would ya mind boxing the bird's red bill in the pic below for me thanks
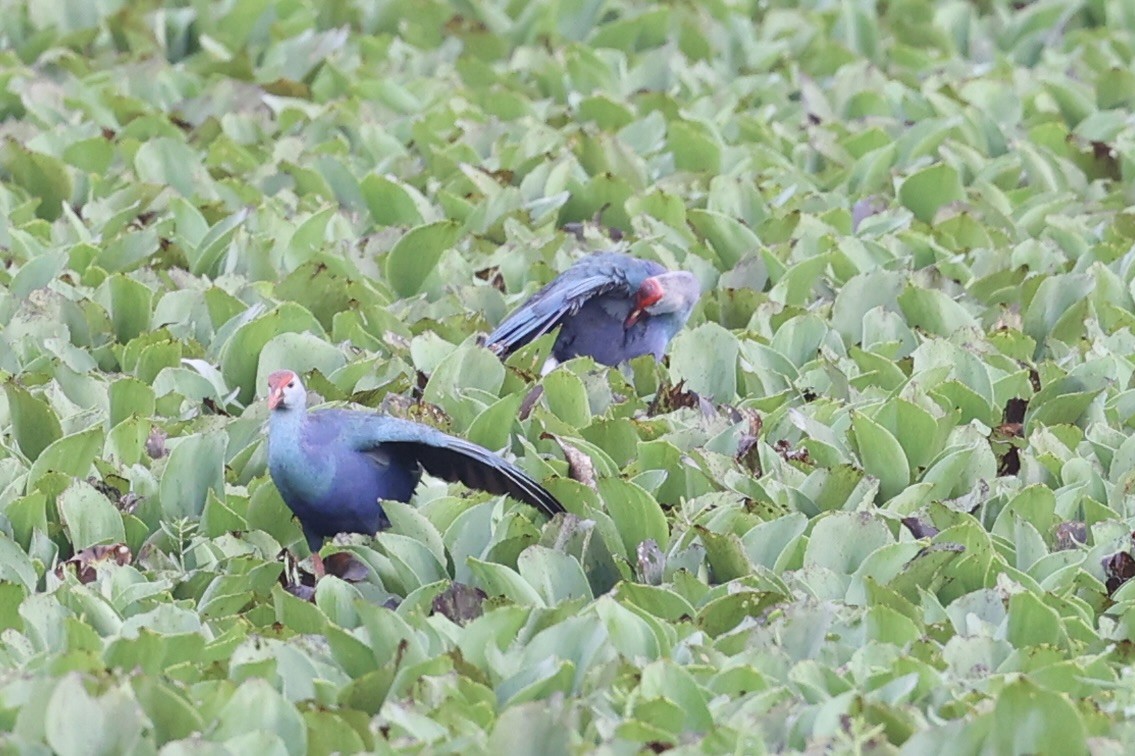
[625,277,664,327]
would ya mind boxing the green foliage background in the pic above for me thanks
[1,0,1135,752]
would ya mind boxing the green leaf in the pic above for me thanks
[517,545,593,604]
[688,209,761,268]
[383,220,462,297]
[897,285,977,337]
[159,430,227,519]
[187,207,250,277]
[361,174,433,227]
[257,332,347,384]
[638,660,713,732]
[990,677,1085,755]
[850,411,911,501]
[109,377,156,426]
[380,500,446,567]
[103,274,154,343]
[2,141,72,221]
[44,674,135,756]
[132,677,206,745]
[488,701,573,755]
[133,136,203,198]
[600,478,668,556]
[28,426,103,488]
[219,303,324,405]
[1006,591,1066,649]
[11,250,67,298]
[898,164,963,223]
[540,369,591,429]
[465,392,523,450]
[668,322,738,401]
[4,381,62,461]
[804,511,895,574]
[212,678,307,756]
[57,480,127,551]
[467,558,545,606]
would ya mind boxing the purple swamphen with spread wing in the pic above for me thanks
[484,252,700,371]
[266,370,565,576]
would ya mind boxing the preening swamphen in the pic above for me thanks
[484,252,700,371]
[266,370,565,576]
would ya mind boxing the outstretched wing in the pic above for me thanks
[484,252,647,357]
[344,414,565,519]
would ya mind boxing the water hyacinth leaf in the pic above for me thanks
[133,137,203,199]
[424,341,505,398]
[742,512,808,569]
[159,431,227,520]
[465,391,524,450]
[668,322,738,400]
[1006,591,1067,649]
[108,378,156,426]
[104,274,154,343]
[57,479,126,551]
[594,595,663,660]
[1024,380,1102,431]
[0,535,38,593]
[187,208,250,277]
[373,532,448,590]
[600,478,668,556]
[2,142,72,221]
[897,285,978,337]
[304,709,368,755]
[830,270,904,346]
[257,332,347,385]
[380,500,446,567]
[384,220,463,297]
[898,164,964,224]
[870,398,945,472]
[487,700,573,755]
[361,174,433,227]
[276,257,365,331]
[11,250,67,298]
[211,678,307,756]
[804,511,895,573]
[541,369,591,429]
[4,382,63,461]
[688,208,761,268]
[850,411,910,502]
[496,656,576,707]
[131,678,207,745]
[517,545,593,604]
[220,303,324,405]
[990,677,1085,755]
[44,674,138,756]
[27,426,103,488]
[467,558,545,606]
[613,583,696,623]
[637,661,713,733]
[1022,274,1093,356]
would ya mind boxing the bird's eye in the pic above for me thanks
[287,382,294,388]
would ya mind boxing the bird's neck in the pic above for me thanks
[268,405,307,446]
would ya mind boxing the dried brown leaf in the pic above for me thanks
[431,582,487,625]
[323,552,370,582]
[55,543,132,584]
[541,433,597,488]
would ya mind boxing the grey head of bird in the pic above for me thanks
[267,370,309,412]
[624,270,701,327]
